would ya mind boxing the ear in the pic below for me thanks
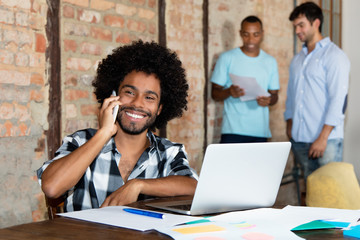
[157,104,163,116]
[313,18,321,31]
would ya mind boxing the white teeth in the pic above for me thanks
[126,112,144,119]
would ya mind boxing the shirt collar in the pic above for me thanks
[101,130,158,153]
[302,37,330,54]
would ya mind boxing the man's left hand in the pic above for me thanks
[309,138,327,159]
[256,96,271,106]
[101,179,142,207]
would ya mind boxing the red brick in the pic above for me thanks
[1,0,30,9]
[78,9,101,23]
[66,103,77,118]
[64,22,90,37]
[66,57,92,71]
[0,9,15,25]
[127,19,146,33]
[148,22,156,35]
[15,52,29,67]
[130,0,145,5]
[29,14,45,30]
[30,73,44,85]
[104,15,125,28]
[1,121,13,137]
[15,12,29,27]
[90,27,112,41]
[115,32,132,44]
[81,104,98,116]
[29,53,45,68]
[18,122,29,136]
[0,70,30,86]
[14,103,31,121]
[0,103,14,120]
[115,4,137,16]
[90,0,115,10]
[80,42,102,55]
[30,90,44,101]
[35,33,46,53]
[148,0,156,9]
[64,39,77,52]
[63,5,75,18]
[0,50,15,65]
[65,89,90,101]
[3,29,32,48]
[64,73,78,86]
[138,8,155,20]
[218,3,229,11]
[63,0,89,7]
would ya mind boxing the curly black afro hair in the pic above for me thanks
[92,40,188,130]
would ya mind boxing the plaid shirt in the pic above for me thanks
[37,129,198,212]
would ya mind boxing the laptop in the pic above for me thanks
[146,142,291,215]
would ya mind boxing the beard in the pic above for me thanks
[116,106,157,135]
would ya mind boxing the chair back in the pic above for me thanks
[45,195,65,219]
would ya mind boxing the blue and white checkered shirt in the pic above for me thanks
[37,129,198,212]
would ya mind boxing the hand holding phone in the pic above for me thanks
[111,90,119,123]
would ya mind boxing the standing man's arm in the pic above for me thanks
[211,83,244,101]
[257,90,279,106]
[308,125,334,158]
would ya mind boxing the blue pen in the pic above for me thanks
[123,208,165,219]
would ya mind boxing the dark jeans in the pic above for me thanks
[220,134,268,144]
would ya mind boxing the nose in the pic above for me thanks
[131,94,145,108]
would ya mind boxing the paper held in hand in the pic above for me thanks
[229,73,270,101]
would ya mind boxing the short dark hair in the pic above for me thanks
[92,40,189,130]
[289,1,323,32]
[241,15,263,30]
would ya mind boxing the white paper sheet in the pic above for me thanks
[58,206,202,231]
[229,73,270,101]
[155,208,302,240]
[155,206,360,240]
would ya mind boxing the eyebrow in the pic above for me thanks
[121,84,160,98]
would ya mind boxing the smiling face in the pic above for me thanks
[116,70,162,135]
[240,21,263,56]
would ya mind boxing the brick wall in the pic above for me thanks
[0,0,48,227]
[165,0,205,172]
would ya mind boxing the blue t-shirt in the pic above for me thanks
[211,48,279,138]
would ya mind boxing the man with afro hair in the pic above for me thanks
[37,40,198,212]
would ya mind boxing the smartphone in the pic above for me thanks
[111,90,119,123]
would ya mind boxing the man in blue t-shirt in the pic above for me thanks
[211,15,280,143]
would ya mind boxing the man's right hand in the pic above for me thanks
[98,94,122,137]
[228,85,245,98]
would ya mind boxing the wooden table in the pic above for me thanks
[0,196,357,240]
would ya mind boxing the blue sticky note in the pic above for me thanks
[344,225,360,239]
[320,220,351,228]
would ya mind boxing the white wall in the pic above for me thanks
[342,0,360,180]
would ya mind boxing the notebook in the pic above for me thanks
[146,142,291,215]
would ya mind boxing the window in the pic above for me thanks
[321,0,342,47]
